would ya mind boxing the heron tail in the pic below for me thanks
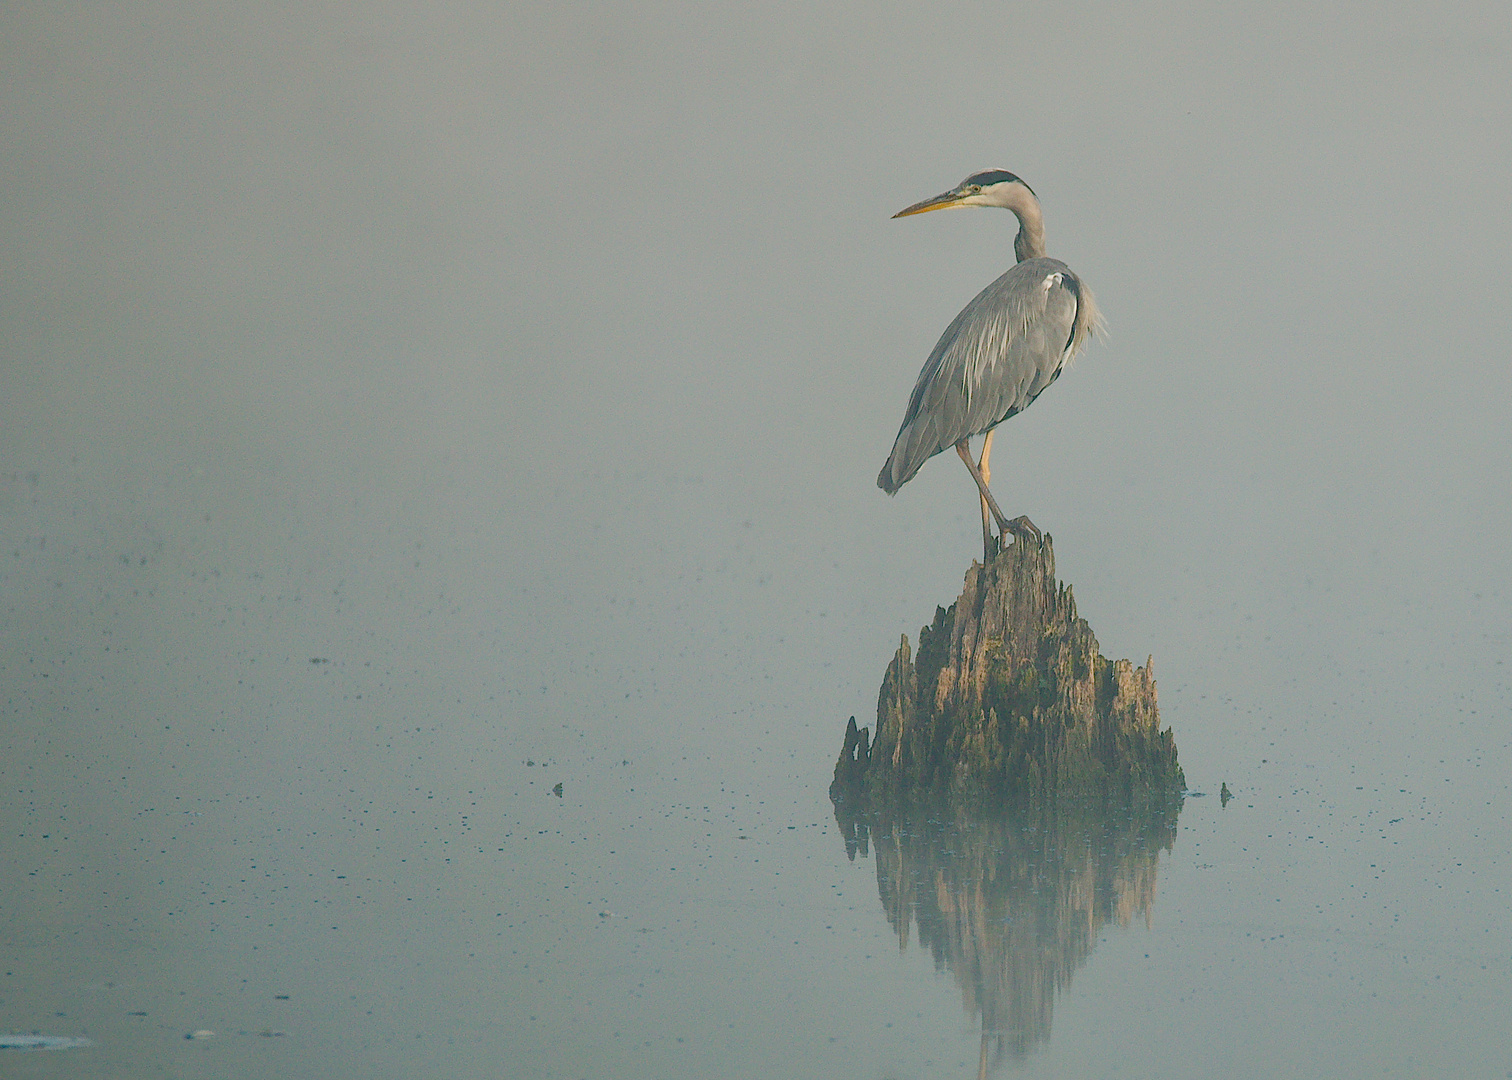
[877,420,936,494]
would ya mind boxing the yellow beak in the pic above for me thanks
[892,189,969,218]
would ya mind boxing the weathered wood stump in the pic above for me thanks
[832,534,1183,810]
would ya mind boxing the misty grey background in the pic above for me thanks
[3,3,1510,1078]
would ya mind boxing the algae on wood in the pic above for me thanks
[832,533,1183,809]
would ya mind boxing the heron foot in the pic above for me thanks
[1004,515,1041,543]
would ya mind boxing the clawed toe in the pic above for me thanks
[1005,515,1041,542]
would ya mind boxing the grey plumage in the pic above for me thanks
[877,170,1102,555]
[878,256,1093,492]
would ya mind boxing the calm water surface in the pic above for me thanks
[3,4,1510,1077]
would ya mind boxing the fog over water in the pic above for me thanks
[3,4,1510,1077]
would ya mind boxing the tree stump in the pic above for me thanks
[832,534,1183,811]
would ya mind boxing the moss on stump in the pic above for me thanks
[832,534,1183,811]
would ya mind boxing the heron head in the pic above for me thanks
[893,170,1037,218]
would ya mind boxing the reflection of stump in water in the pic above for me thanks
[859,802,1178,1069]
[831,533,1183,807]
[830,536,1185,1072]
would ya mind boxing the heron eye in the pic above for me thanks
[968,185,982,194]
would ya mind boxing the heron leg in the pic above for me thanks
[955,439,1040,548]
[956,439,1010,538]
[978,430,995,562]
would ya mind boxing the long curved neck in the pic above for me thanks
[1002,184,1046,262]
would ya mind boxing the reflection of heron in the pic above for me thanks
[878,171,1103,560]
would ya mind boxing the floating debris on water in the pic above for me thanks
[0,1034,94,1051]
[551,782,563,797]
[185,1030,215,1040]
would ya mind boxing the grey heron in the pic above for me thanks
[877,170,1103,560]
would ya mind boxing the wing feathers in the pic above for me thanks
[878,257,1096,493]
